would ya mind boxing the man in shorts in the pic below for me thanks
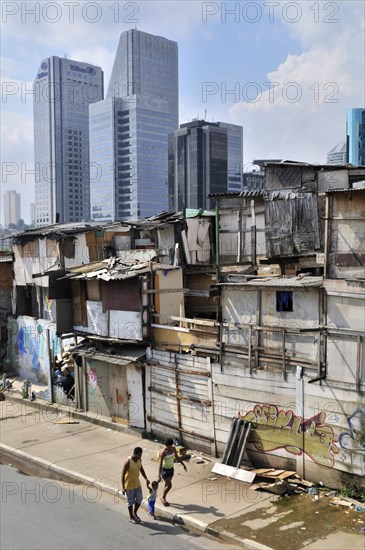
[121,447,150,523]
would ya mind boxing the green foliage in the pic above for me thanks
[338,479,365,502]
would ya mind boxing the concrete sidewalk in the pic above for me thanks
[1,394,364,550]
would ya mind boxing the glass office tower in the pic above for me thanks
[346,108,365,165]
[217,122,243,192]
[33,57,103,226]
[90,29,178,222]
[168,119,243,211]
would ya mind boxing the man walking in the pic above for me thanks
[121,447,150,523]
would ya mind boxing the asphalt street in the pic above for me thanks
[0,464,237,550]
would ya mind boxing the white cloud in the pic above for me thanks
[229,1,364,163]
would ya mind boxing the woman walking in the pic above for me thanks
[158,438,187,506]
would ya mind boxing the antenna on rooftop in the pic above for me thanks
[204,109,207,120]
[64,54,68,58]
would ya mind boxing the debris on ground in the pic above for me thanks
[252,479,294,496]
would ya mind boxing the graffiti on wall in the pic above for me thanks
[242,404,339,467]
[338,408,365,453]
[16,325,41,371]
[12,318,61,384]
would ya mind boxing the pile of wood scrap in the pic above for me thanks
[250,468,313,495]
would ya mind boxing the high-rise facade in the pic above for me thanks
[168,119,243,211]
[216,122,243,192]
[90,29,178,222]
[327,142,347,165]
[33,56,103,226]
[4,190,21,227]
[346,108,365,165]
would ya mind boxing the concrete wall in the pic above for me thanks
[222,287,321,365]
[146,347,365,487]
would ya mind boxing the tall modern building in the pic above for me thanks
[216,122,243,192]
[90,29,178,222]
[168,119,243,211]
[327,142,347,165]
[4,190,21,227]
[33,56,103,226]
[346,108,365,165]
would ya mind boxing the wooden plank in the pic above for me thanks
[211,462,256,484]
[278,471,298,480]
[251,468,276,475]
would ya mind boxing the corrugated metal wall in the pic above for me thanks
[146,348,215,454]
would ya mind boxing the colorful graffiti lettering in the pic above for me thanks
[338,408,365,454]
[242,404,339,467]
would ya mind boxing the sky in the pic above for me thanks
[1,0,364,224]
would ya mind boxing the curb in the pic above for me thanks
[0,443,273,549]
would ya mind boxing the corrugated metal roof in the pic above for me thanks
[218,275,323,288]
[10,222,106,244]
[323,184,365,193]
[63,259,179,281]
[76,345,145,365]
[209,190,264,198]
[264,161,362,169]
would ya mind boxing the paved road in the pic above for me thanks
[0,465,236,550]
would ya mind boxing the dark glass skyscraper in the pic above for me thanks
[33,57,103,226]
[90,29,178,222]
[169,119,243,211]
[346,108,365,165]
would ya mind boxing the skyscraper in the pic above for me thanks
[346,108,365,165]
[4,190,21,227]
[216,122,243,192]
[90,29,178,222]
[168,119,243,211]
[327,142,347,165]
[33,56,103,226]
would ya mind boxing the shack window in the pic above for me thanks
[276,291,293,312]
[63,238,75,259]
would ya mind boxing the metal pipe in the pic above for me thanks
[356,335,362,392]
[282,329,287,381]
[221,417,238,465]
[235,422,252,468]
[323,194,330,278]
[174,354,183,442]
[226,417,242,466]
[251,200,257,267]
[46,329,54,404]
[232,421,247,467]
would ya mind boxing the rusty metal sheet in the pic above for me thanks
[317,170,349,192]
[102,278,141,312]
[333,253,365,266]
[265,195,320,258]
[265,166,302,190]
